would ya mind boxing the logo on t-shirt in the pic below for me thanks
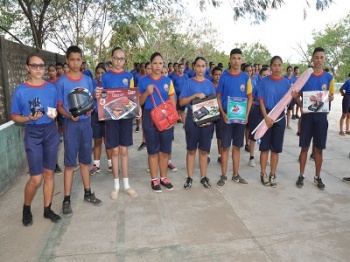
[240,84,245,92]
[321,84,327,91]
[123,78,129,86]
[164,84,169,91]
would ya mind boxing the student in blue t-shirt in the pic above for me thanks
[57,46,102,216]
[258,56,291,187]
[179,57,216,189]
[339,74,350,135]
[294,47,334,190]
[95,47,139,200]
[11,54,61,227]
[216,48,253,187]
[284,65,297,129]
[139,52,176,193]
[82,61,93,79]
[172,63,189,124]
[90,64,112,176]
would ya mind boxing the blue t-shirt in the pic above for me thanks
[258,75,290,111]
[284,74,296,85]
[341,79,350,94]
[101,70,134,89]
[57,73,93,120]
[300,71,334,93]
[216,71,252,110]
[172,73,189,94]
[138,75,175,110]
[11,81,58,125]
[179,78,216,109]
[134,73,146,87]
[92,78,103,113]
[83,69,93,79]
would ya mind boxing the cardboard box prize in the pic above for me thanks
[302,91,329,113]
[227,97,247,124]
[97,88,140,121]
[190,94,220,126]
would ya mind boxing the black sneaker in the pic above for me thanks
[314,176,325,190]
[207,156,211,166]
[184,177,193,189]
[151,180,162,192]
[295,114,300,119]
[44,209,62,223]
[216,175,227,187]
[296,175,304,188]
[135,126,140,133]
[138,142,146,151]
[62,201,73,216]
[217,156,222,164]
[342,177,350,184]
[22,205,33,227]
[160,177,174,190]
[55,164,62,175]
[200,176,211,188]
[310,153,315,161]
[84,192,102,206]
[232,174,248,184]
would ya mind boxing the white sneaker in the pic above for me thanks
[248,159,256,167]
[125,188,138,198]
[110,189,119,200]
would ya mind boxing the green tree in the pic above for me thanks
[238,42,271,65]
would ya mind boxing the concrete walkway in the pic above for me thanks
[1,94,350,262]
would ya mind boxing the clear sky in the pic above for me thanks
[190,0,350,63]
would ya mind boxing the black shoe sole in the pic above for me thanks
[44,215,62,223]
[22,220,33,227]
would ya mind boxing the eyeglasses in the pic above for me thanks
[112,56,125,62]
[28,64,46,70]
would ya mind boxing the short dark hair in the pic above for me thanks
[95,63,106,73]
[66,46,82,58]
[230,48,242,56]
[212,66,222,75]
[56,62,63,67]
[312,47,325,57]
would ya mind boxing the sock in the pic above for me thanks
[123,177,130,189]
[314,175,320,179]
[114,178,120,190]
[249,156,254,160]
[63,195,70,203]
[108,159,112,167]
[168,160,172,164]
[94,160,100,167]
[84,188,91,196]
[300,173,304,177]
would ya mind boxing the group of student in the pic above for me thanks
[11,45,349,228]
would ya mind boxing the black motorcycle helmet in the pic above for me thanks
[67,87,94,117]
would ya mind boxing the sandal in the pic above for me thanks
[339,131,346,136]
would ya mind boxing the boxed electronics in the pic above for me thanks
[190,94,220,126]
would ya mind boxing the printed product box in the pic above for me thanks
[302,91,329,113]
[190,94,220,126]
[97,88,140,121]
[227,97,247,124]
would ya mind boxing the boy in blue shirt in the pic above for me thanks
[57,46,102,216]
[216,48,253,187]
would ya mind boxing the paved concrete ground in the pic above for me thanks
[1,94,350,262]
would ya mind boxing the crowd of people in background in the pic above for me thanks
[10,45,350,227]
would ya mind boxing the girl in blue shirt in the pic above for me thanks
[11,54,61,226]
[179,57,216,189]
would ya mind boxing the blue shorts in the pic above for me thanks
[176,91,186,111]
[143,110,173,155]
[25,122,60,176]
[342,94,350,114]
[299,113,328,150]
[56,113,64,127]
[259,113,286,153]
[105,118,133,148]
[220,117,245,148]
[63,118,92,167]
[212,119,221,139]
[91,112,106,139]
[185,110,214,151]
[248,105,262,141]
[287,98,296,110]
